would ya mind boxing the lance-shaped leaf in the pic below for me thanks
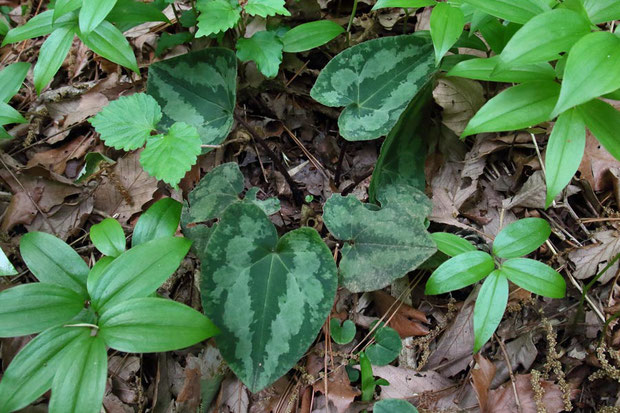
[53,0,82,21]
[447,56,556,83]
[372,0,435,10]
[493,217,550,259]
[1,10,77,46]
[430,3,464,64]
[432,232,477,257]
[147,48,237,150]
[578,99,620,161]
[473,270,508,352]
[0,62,30,103]
[90,218,126,257]
[583,0,620,23]
[323,185,436,292]
[132,198,182,247]
[33,26,75,94]
[78,20,139,73]
[461,0,550,24]
[500,258,566,298]
[282,20,344,53]
[201,202,338,392]
[195,0,241,37]
[311,34,436,141]
[425,251,494,295]
[181,162,280,256]
[79,0,118,34]
[0,102,27,125]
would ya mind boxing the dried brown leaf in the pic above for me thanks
[568,230,620,283]
[433,77,485,136]
[313,367,360,413]
[371,291,429,338]
[487,374,566,413]
[471,354,496,413]
[579,131,620,192]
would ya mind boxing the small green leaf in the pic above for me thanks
[578,99,620,161]
[0,283,84,337]
[462,81,560,138]
[425,251,495,295]
[583,0,620,23]
[330,319,356,345]
[0,126,11,140]
[372,0,435,10]
[282,20,344,53]
[552,32,620,118]
[33,26,75,94]
[493,218,550,259]
[245,0,290,17]
[53,0,82,21]
[195,0,241,37]
[140,122,202,187]
[49,335,107,413]
[78,20,139,73]
[473,270,508,352]
[544,108,585,208]
[20,231,89,297]
[0,16,9,36]
[90,218,126,257]
[89,93,162,151]
[0,247,17,276]
[132,198,182,247]
[155,31,193,56]
[79,0,118,34]
[0,62,30,103]
[461,0,550,24]
[432,232,477,257]
[478,18,521,54]
[236,30,283,78]
[500,258,566,298]
[366,326,402,366]
[106,0,169,31]
[2,10,77,46]
[75,152,114,183]
[0,101,27,125]
[375,399,419,413]
[88,236,191,311]
[359,352,375,401]
[430,3,464,64]
[99,297,219,352]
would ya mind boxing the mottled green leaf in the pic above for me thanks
[282,20,344,53]
[0,62,30,103]
[201,202,337,392]
[583,0,620,23]
[90,218,126,257]
[425,251,494,295]
[473,270,508,352]
[323,185,436,292]
[0,247,17,276]
[33,26,75,94]
[79,0,118,33]
[2,10,77,46]
[448,56,556,83]
[195,0,241,37]
[330,318,356,345]
[578,99,620,161]
[372,0,435,10]
[430,3,464,64]
[432,232,477,257]
[77,20,139,73]
[461,0,550,24]
[311,34,435,141]
[236,30,283,78]
[245,0,290,17]
[147,48,237,149]
[493,217,550,259]
[366,326,402,365]
[375,399,419,413]
[500,258,565,298]
[132,198,182,247]
[0,101,26,125]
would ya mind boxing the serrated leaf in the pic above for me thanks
[99,297,218,352]
[201,202,337,392]
[462,80,560,138]
[372,0,435,10]
[0,101,27,125]
[20,231,89,297]
[195,0,241,37]
[430,3,464,64]
[53,0,82,21]
[311,34,435,141]
[545,108,585,208]
[236,30,283,78]
[33,26,75,94]
[583,0,620,23]
[461,0,550,24]
[493,217,550,259]
[366,326,402,365]
[500,258,566,298]
[473,270,508,352]
[282,20,344,53]
[0,247,17,276]
[2,10,77,46]
[323,185,436,292]
[447,56,556,83]
[140,122,202,187]
[375,399,419,413]
[147,48,237,149]
[90,93,161,151]
[79,0,118,34]
[552,32,620,118]
[578,99,620,161]
[78,20,139,73]
[49,334,107,413]
[0,283,84,337]
[330,319,356,345]
[425,251,494,295]
[132,198,182,247]
[432,232,477,257]
[245,0,290,17]
[90,218,126,257]
[0,62,30,103]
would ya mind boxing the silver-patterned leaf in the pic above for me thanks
[310,34,435,141]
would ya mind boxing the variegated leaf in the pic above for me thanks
[147,48,237,152]
[202,202,337,392]
[310,34,435,141]
[323,185,436,292]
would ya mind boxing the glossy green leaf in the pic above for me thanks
[147,48,237,149]
[478,18,521,54]
[245,0,290,17]
[0,102,26,125]
[552,32,620,118]
[20,231,89,297]
[461,0,550,24]
[330,318,356,345]
[578,99,620,161]
[88,236,191,311]
[106,0,169,31]
[78,20,139,73]
[359,352,375,401]
[425,251,494,295]
[2,10,77,46]
[430,3,464,64]
[75,152,114,183]
[432,232,477,257]
[201,202,338,392]
[0,62,30,103]
[544,108,585,208]
[366,326,402,366]
[195,0,241,37]
[495,9,590,73]
[236,30,283,78]
[0,247,17,276]
[500,258,566,298]
[53,0,82,21]
[604,89,620,101]
[132,198,182,247]
[79,0,118,33]
[311,34,435,141]
[372,0,435,10]
[33,26,75,94]
[87,256,114,287]
[493,218,550,259]
[448,56,556,82]
[0,326,90,413]
[462,81,560,138]
[375,399,419,413]
[90,218,125,257]
[583,0,620,23]
[473,270,508,352]
[0,283,84,337]
[323,185,436,292]
[99,297,218,352]
[141,122,202,187]
[282,20,344,53]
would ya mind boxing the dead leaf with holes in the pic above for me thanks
[433,77,485,136]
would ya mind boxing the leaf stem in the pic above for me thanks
[346,0,359,33]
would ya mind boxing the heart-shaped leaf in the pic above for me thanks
[493,217,550,259]
[323,185,436,292]
[201,202,337,392]
[330,318,356,345]
[366,325,402,365]
[311,34,435,141]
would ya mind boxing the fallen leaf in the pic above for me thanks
[371,291,429,338]
[0,192,38,231]
[433,77,485,136]
[471,354,496,413]
[313,367,360,413]
[26,195,93,240]
[26,135,95,175]
[213,376,250,413]
[578,131,620,192]
[568,230,620,283]
[487,374,566,413]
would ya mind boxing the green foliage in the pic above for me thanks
[236,30,284,78]
[106,0,169,31]
[0,247,17,276]
[365,324,402,365]
[460,0,549,24]
[311,34,436,141]
[33,26,75,94]
[132,197,182,247]
[244,0,290,18]
[330,318,356,344]
[375,399,419,413]
[492,217,551,259]
[282,20,344,53]
[0,62,29,134]
[372,0,435,11]
[90,218,126,257]
[582,0,620,23]
[75,152,114,183]
[430,3,464,64]
[473,270,508,352]
[195,0,241,37]
[78,0,118,34]
[78,20,139,73]
[577,99,620,160]
[431,232,476,257]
